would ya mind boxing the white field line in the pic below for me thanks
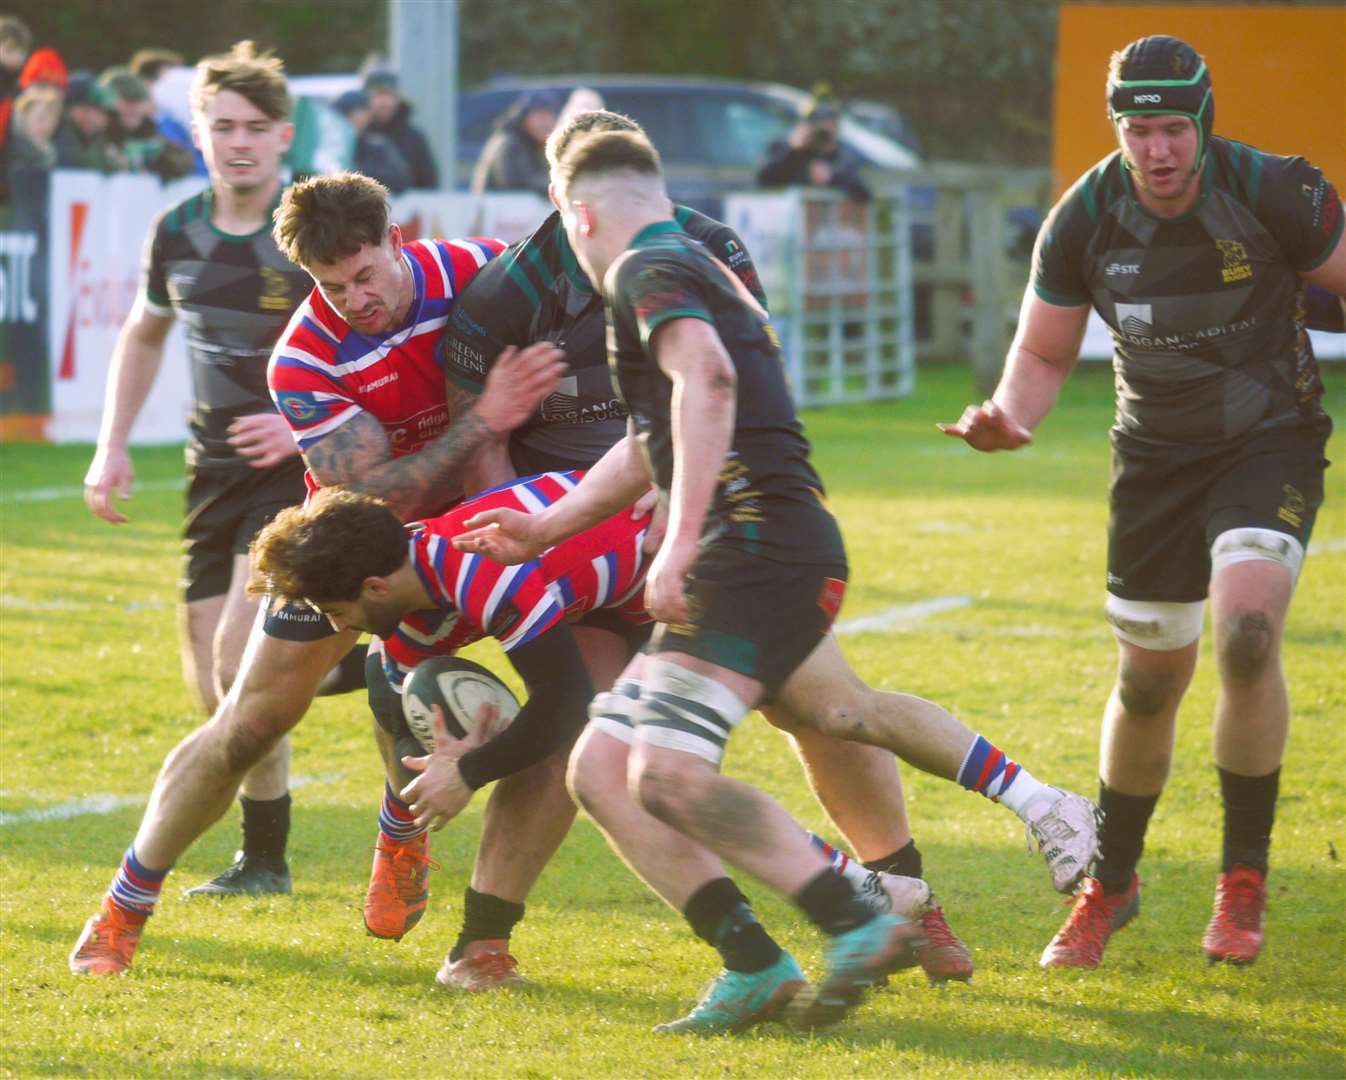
[0,595,169,613]
[1,478,183,503]
[1308,537,1345,555]
[0,773,344,826]
[835,595,972,636]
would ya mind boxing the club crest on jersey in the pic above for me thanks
[278,392,319,422]
[1215,239,1253,284]
[259,267,295,311]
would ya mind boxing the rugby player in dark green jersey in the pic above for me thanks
[942,35,1345,969]
[435,111,1110,1004]
[80,42,340,904]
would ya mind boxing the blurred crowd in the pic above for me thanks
[1,13,871,209]
[0,17,204,202]
[0,16,445,205]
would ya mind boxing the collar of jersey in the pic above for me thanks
[408,533,457,612]
[630,219,685,248]
[202,185,285,243]
[1120,152,1215,225]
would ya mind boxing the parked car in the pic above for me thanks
[286,73,919,214]
[458,75,920,214]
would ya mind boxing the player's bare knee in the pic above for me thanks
[574,688,640,809]
[1116,665,1186,719]
[1217,609,1277,683]
[815,689,873,738]
[628,751,696,825]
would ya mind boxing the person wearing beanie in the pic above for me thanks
[333,86,412,193]
[942,34,1344,970]
[362,67,437,189]
[100,65,193,179]
[54,72,117,173]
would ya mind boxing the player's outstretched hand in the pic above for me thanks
[937,400,1033,452]
[83,445,134,524]
[399,704,505,831]
[227,412,301,469]
[453,507,546,564]
[475,342,567,436]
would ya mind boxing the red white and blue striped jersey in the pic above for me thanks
[268,237,506,490]
[379,471,652,689]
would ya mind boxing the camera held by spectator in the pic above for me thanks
[757,89,871,203]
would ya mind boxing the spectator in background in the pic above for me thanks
[54,72,117,173]
[129,46,204,173]
[757,90,871,203]
[17,44,69,97]
[556,86,603,130]
[100,66,194,180]
[362,68,437,189]
[7,83,61,203]
[471,89,558,196]
[0,17,34,202]
[0,15,31,106]
[333,88,412,194]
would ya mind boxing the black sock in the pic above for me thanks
[240,793,290,866]
[449,887,526,961]
[316,643,370,697]
[684,877,781,974]
[1095,781,1158,895]
[863,839,922,880]
[795,869,873,936]
[1219,766,1279,876]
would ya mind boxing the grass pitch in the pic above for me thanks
[1,365,1342,1079]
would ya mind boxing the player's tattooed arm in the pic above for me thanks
[304,342,564,521]
[303,406,493,521]
[448,380,515,496]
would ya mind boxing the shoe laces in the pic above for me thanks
[1216,870,1264,931]
[1054,881,1111,946]
[919,907,960,950]
[90,905,140,954]
[373,838,440,876]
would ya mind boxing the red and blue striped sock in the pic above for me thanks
[956,735,1053,821]
[378,782,425,843]
[107,847,169,923]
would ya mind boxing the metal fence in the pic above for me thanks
[726,167,1049,407]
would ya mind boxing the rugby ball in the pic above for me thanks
[401,657,520,751]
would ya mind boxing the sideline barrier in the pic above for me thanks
[726,187,916,407]
[1,170,549,444]
[5,169,1336,444]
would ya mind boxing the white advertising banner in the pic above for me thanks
[46,171,206,444]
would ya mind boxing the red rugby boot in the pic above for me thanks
[1202,865,1266,965]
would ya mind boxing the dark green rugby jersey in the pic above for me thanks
[1033,137,1342,446]
[441,205,766,470]
[605,219,843,565]
[142,188,310,470]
